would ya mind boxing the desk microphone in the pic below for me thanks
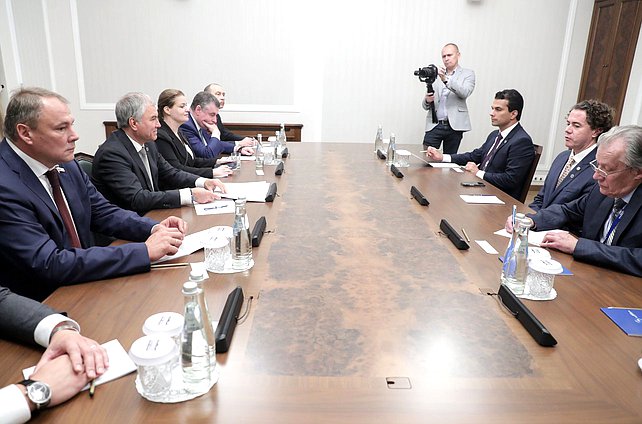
[439,219,470,250]
[410,186,429,206]
[251,216,267,247]
[214,287,245,353]
[497,284,557,347]
[390,164,404,178]
[281,148,289,158]
[275,162,284,175]
[377,149,386,160]
[265,183,277,202]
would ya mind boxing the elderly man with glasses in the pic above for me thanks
[506,125,642,277]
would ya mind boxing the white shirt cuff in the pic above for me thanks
[0,385,31,424]
[195,178,206,188]
[476,170,485,179]
[34,314,79,348]
[443,154,452,162]
[179,188,192,206]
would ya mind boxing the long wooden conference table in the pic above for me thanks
[1,143,641,423]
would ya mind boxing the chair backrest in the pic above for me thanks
[517,144,543,203]
[74,152,94,177]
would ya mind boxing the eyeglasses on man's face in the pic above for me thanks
[590,159,630,178]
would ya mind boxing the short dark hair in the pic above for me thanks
[570,100,614,135]
[3,87,68,141]
[495,89,524,121]
[190,91,220,111]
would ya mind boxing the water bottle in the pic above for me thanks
[180,281,211,394]
[374,125,383,154]
[232,196,252,270]
[279,123,287,147]
[386,133,396,166]
[188,270,216,365]
[274,131,280,160]
[255,140,264,171]
[501,214,531,295]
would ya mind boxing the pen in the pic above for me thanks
[89,379,96,398]
[150,262,190,269]
[419,150,427,153]
[512,205,517,227]
[461,228,471,242]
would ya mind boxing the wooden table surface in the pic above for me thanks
[1,143,641,423]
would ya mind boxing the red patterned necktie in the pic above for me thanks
[45,168,81,248]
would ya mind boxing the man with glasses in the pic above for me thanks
[506,125,642,277]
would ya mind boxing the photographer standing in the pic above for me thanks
[422,43,475,154]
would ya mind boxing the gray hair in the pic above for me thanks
[190,91,219,111]
[598,125,642,170]
[115,92,154,129]
[3,87,68,141]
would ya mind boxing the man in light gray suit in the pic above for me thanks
[422,43,476,154]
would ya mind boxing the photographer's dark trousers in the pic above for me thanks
[423,121,463,154]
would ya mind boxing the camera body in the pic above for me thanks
[414,65,438,85]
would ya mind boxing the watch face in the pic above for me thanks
[27,381,52,409]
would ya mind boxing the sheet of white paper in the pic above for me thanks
[460,195,505,204]
[429,162,461,168]
[255,170,265,176]
[240,156,256,161]
[475,240,499,254]
[494,228,568,246]
[217,181,271,202]
[194,199,235,216]
[153,227,213,263]
[451,167,464,173]
[23,339,136,390]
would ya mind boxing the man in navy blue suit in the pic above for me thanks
[0,87,186,301]
[508,125,642,277]
[529,100,614,230]
[180,91,253,159]
[426,89,534,201]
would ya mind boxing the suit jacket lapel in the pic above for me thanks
[0,141,60,218]
[115,130,154,191]
[613,185,642,245]
[493,124,521,156]
[144,143,159,189]
[586,194,614,241]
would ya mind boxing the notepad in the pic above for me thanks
[460,195,505,204]
[601,307,642,336]
[215,181,272,202]
[23,339,136,390]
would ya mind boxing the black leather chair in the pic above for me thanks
[516,144,543,203]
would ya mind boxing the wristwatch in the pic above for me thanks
[17,379,52,410]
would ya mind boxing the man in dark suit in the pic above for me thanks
[510,125,642,277]
[204,82,257,145]
[0,87,185,301]
[529,100,614,226]
[0,286,107,421]
[426,89,534,200]
[92,92,225,215]
[180,91,254,159]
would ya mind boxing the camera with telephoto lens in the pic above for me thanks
[414,65,438,85]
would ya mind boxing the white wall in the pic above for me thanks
[0,0,640,180]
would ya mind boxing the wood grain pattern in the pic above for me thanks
[1,143,641,423]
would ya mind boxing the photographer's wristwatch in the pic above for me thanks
[17,379,52,410]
